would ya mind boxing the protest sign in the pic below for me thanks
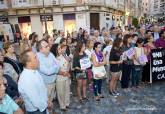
[80,57,91,70]
[151,48,165,82]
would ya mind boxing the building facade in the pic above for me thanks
[141,0,149,17]
[148,0,165,22]
[0,0,127,39]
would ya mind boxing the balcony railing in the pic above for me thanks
[60,0,76,5]
[11,0,59,8]
[10,0,108,8]
[85,0,105,6]
[3,0,126,10]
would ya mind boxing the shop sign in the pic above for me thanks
[40,15,53,21]
[0,16,8,22]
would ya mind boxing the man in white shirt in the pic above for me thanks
[18,50,52,114]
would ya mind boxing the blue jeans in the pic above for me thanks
[93,79,102,96]
[121,63,133,88]
[27,110,46,114]
[132,65,143,87]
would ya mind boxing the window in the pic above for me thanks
[29,0,38,5]
[106,18,110,20]
[0,0,4,4]
[52,0,56,4]
[19,0,27,3]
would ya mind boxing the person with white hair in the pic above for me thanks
[138,26,146,39]
[93,30,104,44]
[152,25,160,41]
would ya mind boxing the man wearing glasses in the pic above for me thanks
[36,40,69,106]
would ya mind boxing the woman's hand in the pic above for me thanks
[118,60,123,64]
[65,72,71,78]
[47,99,53,110]
[14,108,24,114]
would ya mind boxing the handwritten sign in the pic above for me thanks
[80,57,91,70]
[139,55,148,64]
[125,48,135,59]
[151,48,165,82]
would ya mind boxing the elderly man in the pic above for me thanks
[152,25,160,41]
[93,30,104,43]
[155,30,165,48]
[138,26,146,39]
[18,50,52,114]
[36,39,68,102]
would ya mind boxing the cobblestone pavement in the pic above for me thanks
[53,80,165,114]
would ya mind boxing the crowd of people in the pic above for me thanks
[0,24,165,114]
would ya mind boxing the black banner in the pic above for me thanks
[151,48,165,82]
[18,16,31,23]
[0,16,8,22]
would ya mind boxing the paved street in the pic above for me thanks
[54,80,165,114]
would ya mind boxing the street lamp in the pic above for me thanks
[42,0,48,34]
[125,11,130,16]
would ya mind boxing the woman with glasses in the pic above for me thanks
[0,50,21,103]
[3,42,23,83]
[55,45,71,111]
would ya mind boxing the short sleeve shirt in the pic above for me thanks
[73,53,87,73]
[0,94,19,114]
[109,48,122,72]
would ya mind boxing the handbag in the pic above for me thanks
[138,47,148,66]
[87,69,93,80]
[92,66,107,79]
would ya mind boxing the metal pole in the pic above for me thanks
[124,0,126,25]
[43,0,48,34]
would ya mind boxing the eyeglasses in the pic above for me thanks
[42,45,49,49]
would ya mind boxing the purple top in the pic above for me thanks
[155,38,165,48]
[144,44,156,61]
[95,51,103,62]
